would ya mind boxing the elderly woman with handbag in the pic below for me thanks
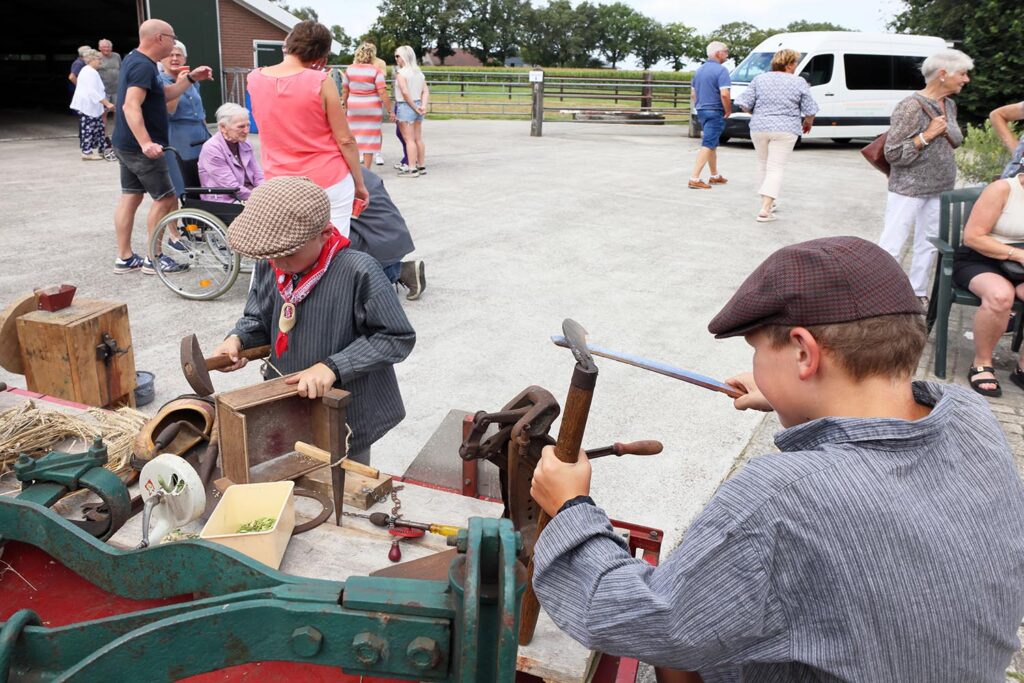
[952,173,1024,397]
[877,49,973,305]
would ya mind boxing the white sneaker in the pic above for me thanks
[81,150,103,161]
[375,153,384,166]
[394,162,406,170]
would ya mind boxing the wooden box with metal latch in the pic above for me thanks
[16,299,136,408]
[217,376,350,485]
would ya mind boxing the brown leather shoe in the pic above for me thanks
[708,175,728,185]
[688,179,712,189]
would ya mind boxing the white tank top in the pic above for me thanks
[992,175,1024,244]
[398,66,425,101]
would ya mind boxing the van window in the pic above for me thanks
[844,54,926,90]
[731,52,774,83]
[800,54,834,86]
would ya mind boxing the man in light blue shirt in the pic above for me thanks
[689,41,732,189]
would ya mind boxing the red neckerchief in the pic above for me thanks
[271,226,350,357]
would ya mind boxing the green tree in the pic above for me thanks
[783,20,851,32]
[521,0,605,67]
[327,25,353,64]
[460,0,530,65]
[704,21,775,64]
[271,1,318,22]
[663,22,700,71]
[890,0,1022,125]
[521,0,576,66]
[594,2,643,68]
[570,2,603,67]
[631,16,671,70]
[371,0,468,63]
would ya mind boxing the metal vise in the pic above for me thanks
[459,386,560,564]
[0,498,527,681]
[12,437,131,541]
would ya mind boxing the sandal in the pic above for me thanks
[755,212,777,223]
[968,365,1002,398]
[1010,366,1024,392]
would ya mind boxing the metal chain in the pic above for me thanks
[343,485,404,528]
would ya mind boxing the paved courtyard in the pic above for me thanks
[1,116,1022,676]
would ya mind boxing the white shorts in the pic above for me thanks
[324,174,354,237]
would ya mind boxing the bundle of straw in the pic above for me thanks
[0,400,147,476]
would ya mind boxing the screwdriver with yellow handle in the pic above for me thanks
[366,512,462,538]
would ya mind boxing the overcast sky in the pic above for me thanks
[306,0,909,42]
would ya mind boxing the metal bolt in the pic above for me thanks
[463,478,472,485]
[352,632,387,666]
[406,636,441,671]
[515,533,524,553]
[450,529,468,553]
[649,530,659,539]
[290,626,322,657]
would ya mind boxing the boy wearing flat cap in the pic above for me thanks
[212,176,415,464]
[530,237,1024,681]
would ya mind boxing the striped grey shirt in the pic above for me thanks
[534,382,1024,681]
[230,249,415,454]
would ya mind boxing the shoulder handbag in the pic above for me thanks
[1000,246,1024,283]
[861,98,954,176]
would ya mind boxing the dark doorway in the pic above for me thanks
[2,0,141,112]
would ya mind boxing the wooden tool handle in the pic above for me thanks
[520,363,598,645]
[205,344,272,371]
[613,439,663,456]
[294,440,380,479]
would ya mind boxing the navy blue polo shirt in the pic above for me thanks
[113,50,168,151]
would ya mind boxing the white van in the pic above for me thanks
[720,32,948,143]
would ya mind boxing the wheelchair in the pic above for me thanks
[149,145,253,300]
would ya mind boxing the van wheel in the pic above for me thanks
[831,138,853,145]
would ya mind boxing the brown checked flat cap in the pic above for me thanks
[708,236,923,339]
[227,176,332,259]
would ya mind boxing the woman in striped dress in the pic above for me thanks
[343,44,391,169]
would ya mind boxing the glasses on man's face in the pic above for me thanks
[160,33,177,42]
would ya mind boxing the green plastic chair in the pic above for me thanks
[926,186,1024,378]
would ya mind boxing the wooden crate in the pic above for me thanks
[216,376,352,485]
[16,299,136,408]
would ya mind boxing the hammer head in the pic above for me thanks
[180,334,215,397]
[561,319,597,372]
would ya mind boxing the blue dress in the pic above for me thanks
[160,74,209,196]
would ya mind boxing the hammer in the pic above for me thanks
[180,334,271,397]
[519,319,598,645]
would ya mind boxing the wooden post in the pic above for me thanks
[641,71,653,110]
[530,77,544,137]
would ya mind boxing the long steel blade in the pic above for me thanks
[551,336,742,398]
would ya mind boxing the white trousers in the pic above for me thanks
[878,192,941,296]
[751,131,798,199]
[325,174,354,237]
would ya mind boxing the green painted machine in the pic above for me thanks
[0,488,526,681]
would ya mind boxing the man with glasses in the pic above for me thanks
[110,19,214,275]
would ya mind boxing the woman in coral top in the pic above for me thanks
[246,20,367,236]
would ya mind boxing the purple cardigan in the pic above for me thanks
[198,131,264,202]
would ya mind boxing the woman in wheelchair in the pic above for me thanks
[198,103,264,203]
[954,173,1024,397]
